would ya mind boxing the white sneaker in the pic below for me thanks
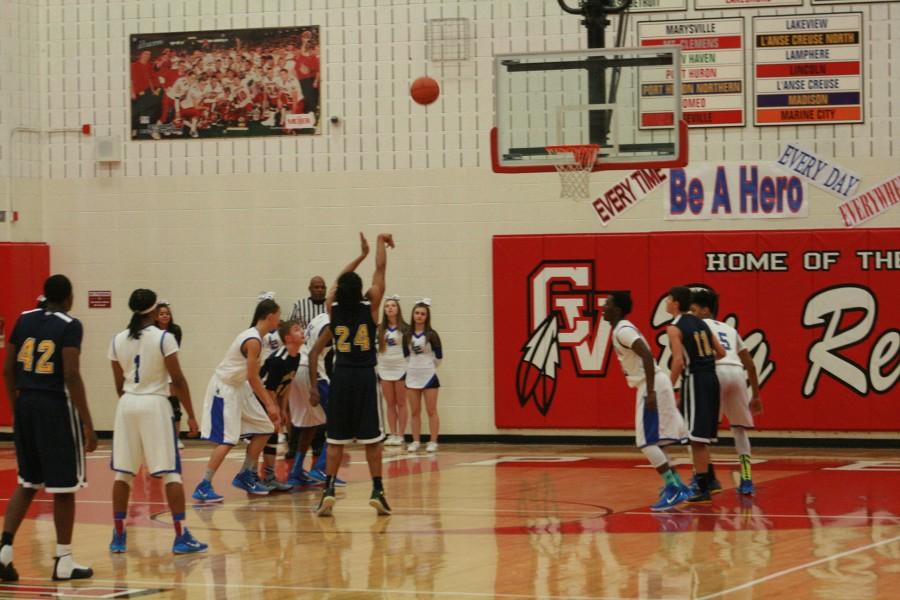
[426,442,438,453]
[391,434,405,446]
[406,441,420,453]
[383,435,396,446]
[178,440,185,450]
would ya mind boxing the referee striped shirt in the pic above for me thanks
[290,297,327,328]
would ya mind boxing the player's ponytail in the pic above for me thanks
[251,298,280,327]
[128,288,158,339]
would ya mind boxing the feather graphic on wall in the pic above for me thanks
[516,313,561,416]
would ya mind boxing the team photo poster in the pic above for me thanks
[130,25,321,140]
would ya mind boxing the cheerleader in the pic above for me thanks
[404,299,443,453]
[376,295,409,447]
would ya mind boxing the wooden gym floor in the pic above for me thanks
[0,442,898,599]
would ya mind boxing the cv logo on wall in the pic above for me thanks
[516,260,613,415]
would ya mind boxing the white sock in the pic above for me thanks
[55,544,71,558]
[0,544,12,565]
[732,427,752,457]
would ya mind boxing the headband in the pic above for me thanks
[258,291,276,301]
[137,302,158,315]
[385,294,400,301]
[416,297,432,307]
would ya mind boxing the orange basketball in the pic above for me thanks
[410,76,440,105]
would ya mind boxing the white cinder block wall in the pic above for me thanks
[2,0,899,431]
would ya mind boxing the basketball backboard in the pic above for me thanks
[491,46,688,173]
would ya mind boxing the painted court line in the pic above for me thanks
[696,532,900,600]
[625,511,900,521]
[19,577,638,600]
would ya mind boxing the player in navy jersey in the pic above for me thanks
[665,285,725,504]
[258,320,304,491]
[1,275,98,582]
[310,232,394,516]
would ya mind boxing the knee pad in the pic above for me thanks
[162,473,183,485]
[263,445,277,456]
[114,472,135,485]
[640,445,669,469]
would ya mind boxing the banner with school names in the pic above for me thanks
[629,0,687,11]
[753,13,863,126]
[638,18,745,128]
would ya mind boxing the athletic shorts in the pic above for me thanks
[717,365,754,429]
[112,393,180,476]
[635,372,688,449]
[681,370,721,444]
[200,375,275,446]
[326,366,384,445]
[287,366,327,428]
[14,391,86,493]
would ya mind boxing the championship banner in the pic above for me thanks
[492,229,900,431]
[130,26,321,140]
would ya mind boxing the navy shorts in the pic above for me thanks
[681,370,721,444]
[326,367,383,445]
[14,391,86,493]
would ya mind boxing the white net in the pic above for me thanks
[545,145,600,202]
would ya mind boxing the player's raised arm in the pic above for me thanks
[366,233,394,317]
[327,232,370,313]
[667,324,685,389]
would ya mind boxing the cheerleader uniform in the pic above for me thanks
[377,326,408,381]
[404,332,443,389]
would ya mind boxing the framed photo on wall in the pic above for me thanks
[130,25,321,140]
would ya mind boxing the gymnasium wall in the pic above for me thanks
[1,0,898,433]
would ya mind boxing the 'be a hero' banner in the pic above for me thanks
[665,163,808,219]
[492,229,900,431]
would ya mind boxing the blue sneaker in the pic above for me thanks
[288,469,317,487]
[651,484,688,512]
[232,470,270,495]
[109,529,127,553]
[172,528,208,554]
[738,478,755,495]
[308,469,347,487]
[192,480,224,503]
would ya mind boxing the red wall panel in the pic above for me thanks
[493,229,899,432]
[0,243,51,426]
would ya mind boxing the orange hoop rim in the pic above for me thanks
[545,144,601,168]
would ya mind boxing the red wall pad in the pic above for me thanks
[492,229,899,432]
[0,243,51,426]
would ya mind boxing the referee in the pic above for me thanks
[290,276,328,328]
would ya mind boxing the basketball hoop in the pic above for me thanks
[545,144,600,202]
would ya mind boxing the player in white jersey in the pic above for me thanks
[286,312,330,485]
[192,299,283,502]
[602,291,691,511]
[690,289,762,495]
[108,289,207,554]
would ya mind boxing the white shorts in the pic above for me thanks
[200,375,275,445]
[112,393,179,476]
[717,365,754,428]
[287,366,326,428]
[635,372,689,449]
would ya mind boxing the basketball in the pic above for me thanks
[410,76,440,105]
